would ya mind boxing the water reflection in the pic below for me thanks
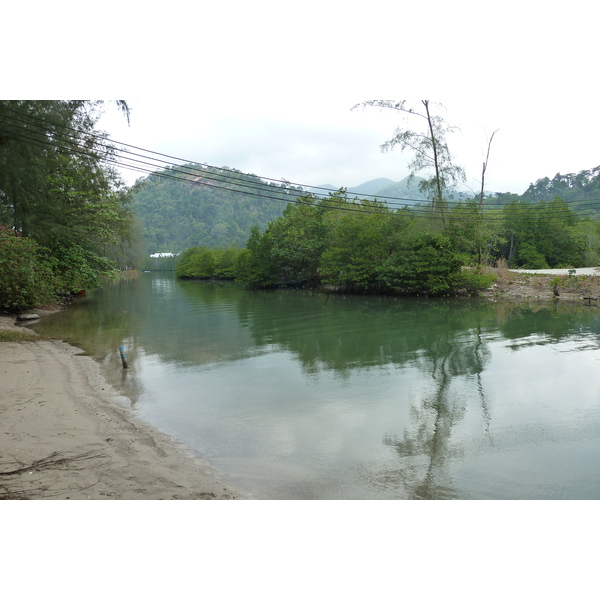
[30,274,600,499]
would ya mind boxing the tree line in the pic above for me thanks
[174,185,600,296]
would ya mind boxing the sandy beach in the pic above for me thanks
[0,314,248,500]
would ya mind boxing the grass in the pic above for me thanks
[0,329,43,342]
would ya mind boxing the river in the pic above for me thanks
[30,272,600,499]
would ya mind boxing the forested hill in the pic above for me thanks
[130,164,300,252]
[130,168,432,252]
[494,166,600,215]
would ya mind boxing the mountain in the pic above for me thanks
[348,178,395,196]
[374,176,427,202]
[130,164,293,253]
[310,177,424,203]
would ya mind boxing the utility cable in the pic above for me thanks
[3,104,600,222]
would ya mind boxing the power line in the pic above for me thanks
[3,104,600,223]
[1,108,439,216]
[7,120,600,224]
[3,122,422,218]
[2,105,423,206]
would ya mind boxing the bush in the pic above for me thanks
[0,226,58,311]
[175,246,243,280]
[378,232,466,296]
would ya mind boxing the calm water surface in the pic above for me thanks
[31,273,600,499]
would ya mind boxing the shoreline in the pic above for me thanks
[0,313,249,500]
[3,267,599,500]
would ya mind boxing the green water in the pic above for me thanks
[31,273,600,499]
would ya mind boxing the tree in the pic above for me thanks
[352,100,465,225]
[500,198,586,268]
[266,197,329,284]
[0,100,133,294]
[447,200,504,267]
[321,202,411,293]
[377,230,466,296]
[234,226,279,288]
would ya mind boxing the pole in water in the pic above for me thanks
[119,346,128,369]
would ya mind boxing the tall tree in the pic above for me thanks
[0,100,133,292]
[352,100,465,225]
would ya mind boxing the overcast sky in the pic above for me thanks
[7,0,599,199]
[96,95,598,196]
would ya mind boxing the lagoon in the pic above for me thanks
[31,273,600,499]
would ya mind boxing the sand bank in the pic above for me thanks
[0,315,247,500]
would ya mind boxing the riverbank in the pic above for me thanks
[478,266,600,302]
[0,313,248,500]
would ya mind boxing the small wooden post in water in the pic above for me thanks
[119,346,128,369]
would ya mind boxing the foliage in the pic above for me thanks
[129,164,300,252]
[175,245,244,280]
[377,231,466,295]
[266,198,330,284]
[0,100,134,306]
[321,203,412,292]
[446,200,504,265]
[0,226,58,310]
[520,167,600,209]
[499,197,587,268]
[44,241,116,292]
[234,190,495,297]
[233,227,280,288]
[214,246,242,279]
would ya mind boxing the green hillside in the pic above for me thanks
[130,164,298,252]
[494,166,600,217]
[376,176,427,202]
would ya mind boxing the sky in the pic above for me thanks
[6,1,599,199]
[95,95,598,196]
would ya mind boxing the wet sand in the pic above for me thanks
[0,315,248,500]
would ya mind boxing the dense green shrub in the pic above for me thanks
[214,246,242,279]
[0,226,58,310]
[175,245,243,280]
[377,232,465,295]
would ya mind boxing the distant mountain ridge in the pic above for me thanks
[349,177,396,196]
[311,176,428,204]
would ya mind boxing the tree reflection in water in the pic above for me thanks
[378,324,493,500]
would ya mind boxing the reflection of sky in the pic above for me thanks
[447,337,600,499]
[131,330,600,499]
[482,339,600,419]
[133,349,422,497]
